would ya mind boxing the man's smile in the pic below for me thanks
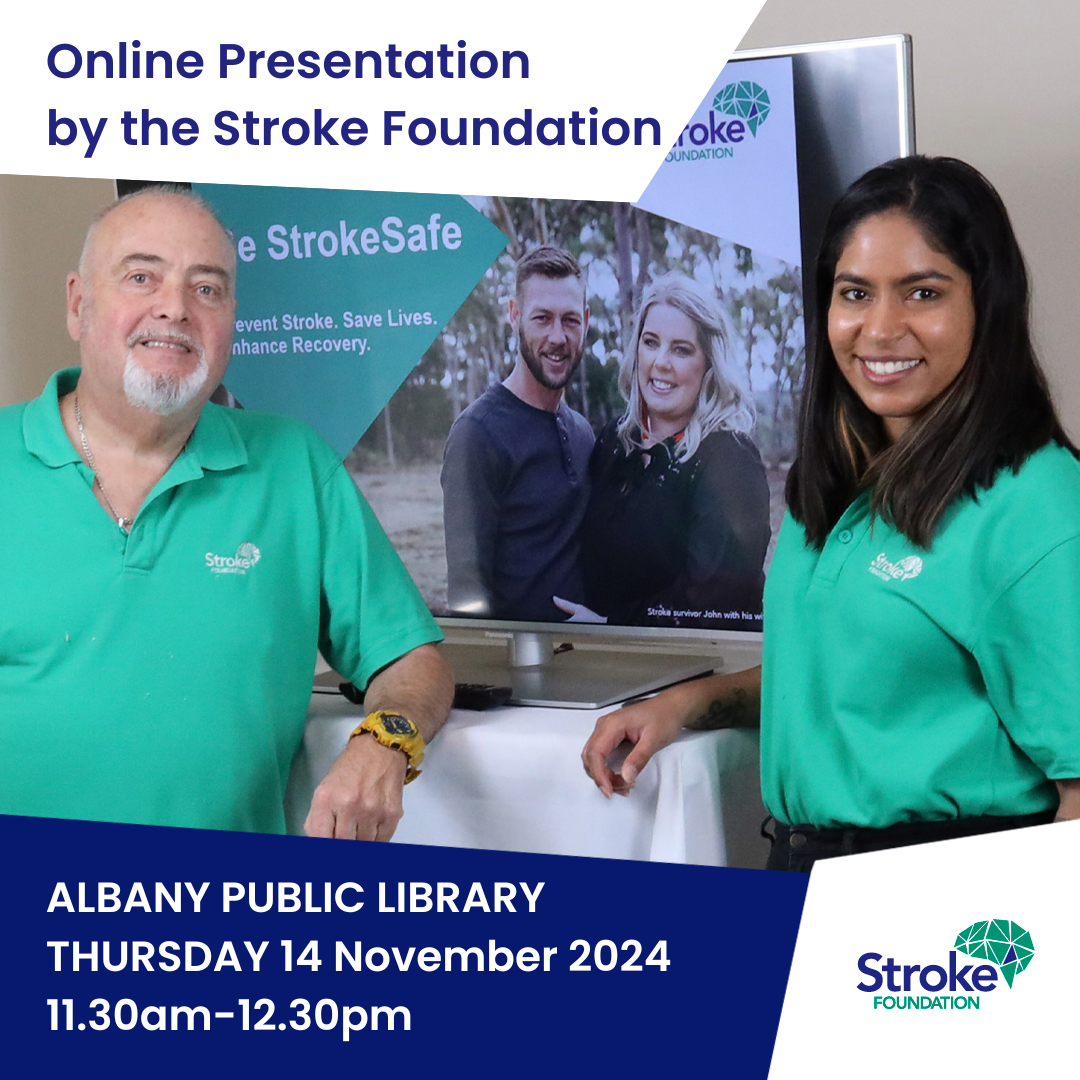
[127,328,197,356]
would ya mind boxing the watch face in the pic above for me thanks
[381,714,415,737]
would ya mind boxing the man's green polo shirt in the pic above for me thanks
[761,443,1080,829]
[0,369,441,832]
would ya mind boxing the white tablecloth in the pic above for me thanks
[286,694,768,868]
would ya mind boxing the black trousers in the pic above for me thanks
[763,810,1056,873]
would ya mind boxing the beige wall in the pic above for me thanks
[740,0,1080,437]
[0,175,114,406]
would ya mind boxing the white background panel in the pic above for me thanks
[3,0,767,198]
[770,820,1080,1076]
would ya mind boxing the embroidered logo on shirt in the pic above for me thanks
[205,542,262,575]
[868,552,923,582]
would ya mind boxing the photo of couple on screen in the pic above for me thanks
[347,197,804,633]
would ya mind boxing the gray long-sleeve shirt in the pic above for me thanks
[441,383,594,622]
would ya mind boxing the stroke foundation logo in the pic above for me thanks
[206,542,262,575]
[857,919,1034,1011]
[713,81,771,135]
[954,920,1034,987]
[868,552,923,582]
[664,80,771,164]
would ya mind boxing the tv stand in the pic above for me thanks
[440,632,719,709]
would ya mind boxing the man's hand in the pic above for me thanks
[552,595,608,623]
[305,643,454,841]
[304,734,409,840]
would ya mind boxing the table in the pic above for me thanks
[286,694,768,868]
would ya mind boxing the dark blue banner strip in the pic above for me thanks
[2,815,807,1077]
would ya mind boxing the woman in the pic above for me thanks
[558,273,770,627]
[582,157,1080,870]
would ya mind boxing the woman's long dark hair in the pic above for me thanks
[787,155,1076,548]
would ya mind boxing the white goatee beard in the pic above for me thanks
[123,345,210,417]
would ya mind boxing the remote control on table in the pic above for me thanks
[453,683,514,710]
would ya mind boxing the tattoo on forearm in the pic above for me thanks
[687,689,750,730]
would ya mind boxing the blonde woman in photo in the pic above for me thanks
[557,272,770,627]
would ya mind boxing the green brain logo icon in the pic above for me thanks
[954,920,1034,988]
[236,542,261,565]
[713,81,771,136]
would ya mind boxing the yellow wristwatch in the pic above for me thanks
[350,711,425,784]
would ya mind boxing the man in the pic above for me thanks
[441,245,594,622]
[0,185,453,840]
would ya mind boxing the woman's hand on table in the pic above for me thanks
[581,666,761,798]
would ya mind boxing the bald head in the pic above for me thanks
[79,187,236,285]
[79,186,234,278]
[67,188,238,420]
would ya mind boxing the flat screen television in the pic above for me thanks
[119,34,914,708]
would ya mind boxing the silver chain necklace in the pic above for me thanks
[73,392,133,533]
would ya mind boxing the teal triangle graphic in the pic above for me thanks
[954,918,1035,990]
[711,80,771,136]
[194,184,509,456]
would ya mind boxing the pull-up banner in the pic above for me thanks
[195,184,508,455]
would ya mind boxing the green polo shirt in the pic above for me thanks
[0,369,441,832]
[761,443,1080,828]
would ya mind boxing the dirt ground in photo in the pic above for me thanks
[351,462,449,611]
[351,460,789,612]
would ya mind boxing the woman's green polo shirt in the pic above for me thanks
[761,444,1080,829]
[0,369,441,832]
